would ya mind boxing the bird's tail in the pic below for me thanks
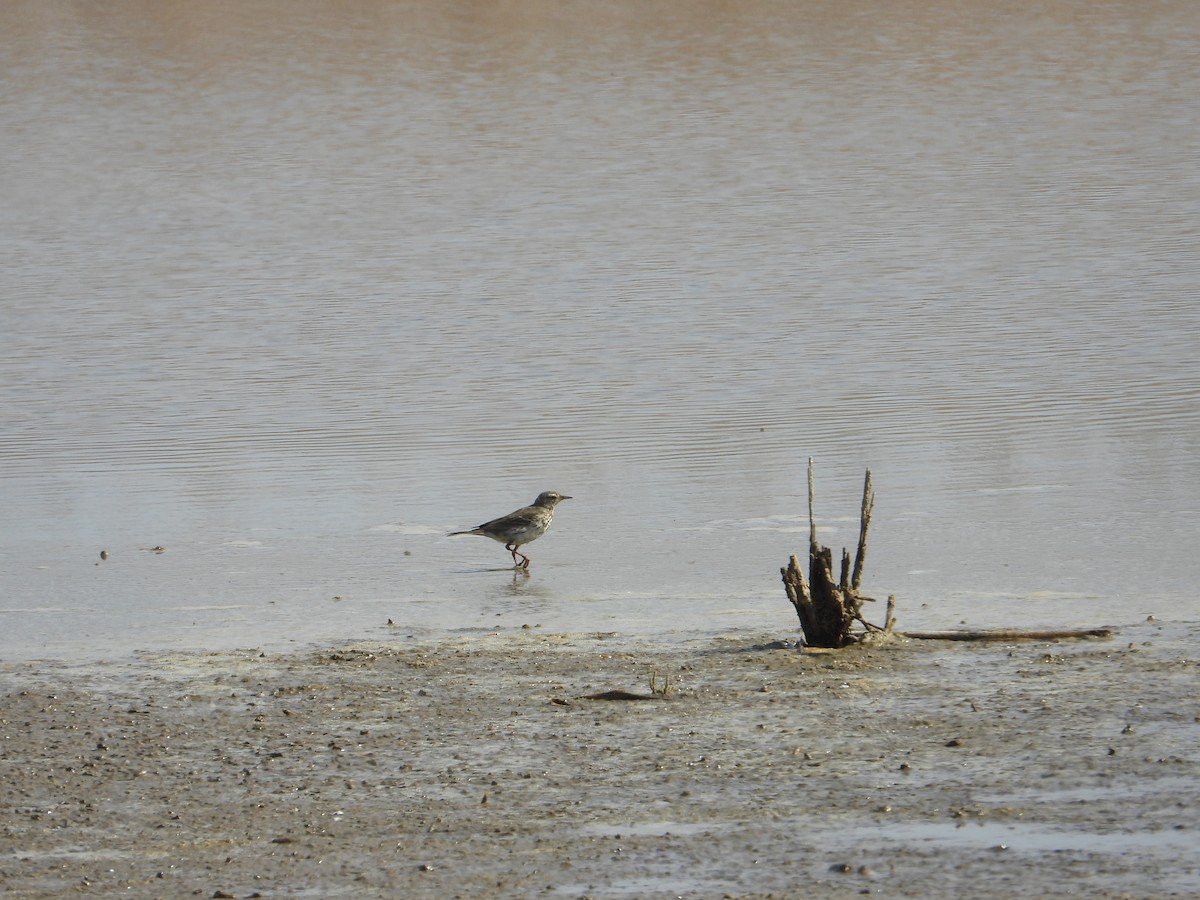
[447,529,480,537]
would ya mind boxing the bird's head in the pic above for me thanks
[534,491,572,508]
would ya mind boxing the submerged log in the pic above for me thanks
[781,460,893,648]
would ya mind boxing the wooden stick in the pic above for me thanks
[901,628,1112,642]
[807,456,817,547]
[851,468,873,592]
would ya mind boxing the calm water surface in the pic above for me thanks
[2,1,1198,660]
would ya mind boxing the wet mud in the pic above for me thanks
[1,621,1197,898]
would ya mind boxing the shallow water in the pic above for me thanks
[2,0,1199,660]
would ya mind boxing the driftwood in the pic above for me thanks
[781,459,895,647]
[902,628,1112,642]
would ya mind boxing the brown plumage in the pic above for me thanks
[448,491,572,569]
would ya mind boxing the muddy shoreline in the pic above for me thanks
[2,621,1197,898]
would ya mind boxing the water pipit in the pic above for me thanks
[448,491,571,569]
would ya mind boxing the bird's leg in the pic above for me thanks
[506,542,531,568]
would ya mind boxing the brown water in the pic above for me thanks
[2,0,1198,659]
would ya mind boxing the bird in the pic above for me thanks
[448,491,572,569]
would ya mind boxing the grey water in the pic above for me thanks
[2,0,1198,661]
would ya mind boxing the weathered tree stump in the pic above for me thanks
[780,460,1114,646]
[781,459,895,647]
